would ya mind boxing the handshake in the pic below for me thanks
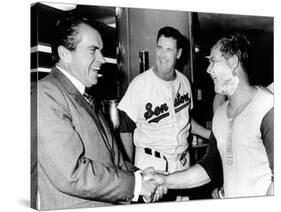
[139,167,169,202]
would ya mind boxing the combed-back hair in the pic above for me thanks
[51,14,91,64]
[214,33,251,71]
[157,26,183,50]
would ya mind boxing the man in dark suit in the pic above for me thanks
[31,15,165,210]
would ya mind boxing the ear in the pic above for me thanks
[176,48,182,59]
[228,55,239,71]
[57,45,72,63]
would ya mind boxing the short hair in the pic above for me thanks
[51,15,91,64]
[213,33,251,71]
[157,26,183,49]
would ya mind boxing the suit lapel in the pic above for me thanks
[50,68,112,152]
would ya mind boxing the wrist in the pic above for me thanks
[163,175,169,188]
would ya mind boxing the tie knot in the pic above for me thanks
[83,91,91,99]
[83,92,95,109]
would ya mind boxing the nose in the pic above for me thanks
[206,64,212,74]
[206,64,216,79]
[97,51,106,64]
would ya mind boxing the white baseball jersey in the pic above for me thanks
[118,68,193,170]
[213,87,273,197]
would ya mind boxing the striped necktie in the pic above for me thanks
[83,92,95,111]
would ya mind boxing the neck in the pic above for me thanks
[228,80,257,109]
[153,67,176,81]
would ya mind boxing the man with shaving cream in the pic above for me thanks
[144,33,274,198]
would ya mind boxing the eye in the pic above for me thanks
[90,48,97,54]
[167,48,173,53]
[89,46,100,55]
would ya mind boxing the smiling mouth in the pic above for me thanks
[90,67,103,77]
[159,60,168,64]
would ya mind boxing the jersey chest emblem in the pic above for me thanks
[143,92,191,123]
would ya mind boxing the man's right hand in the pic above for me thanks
[140,167,157,201]
[140,167,168,202]
[143,171,167,186]
[140,176,157,202]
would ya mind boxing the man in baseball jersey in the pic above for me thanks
[117,27,211,198]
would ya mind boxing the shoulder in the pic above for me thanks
[37,74,59,92]
[35,73,66,103]
[257,86,273,98]
[176,70,188,79]
[175,70,192,90]
[255,87,273,108]
[176,70,191,84]
[214,100,228,117]
[127,68,154,89]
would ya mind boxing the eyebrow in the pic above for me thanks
[205,56,214,61]
[89,45,100,50]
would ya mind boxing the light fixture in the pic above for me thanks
[42,2,77,11]
[195,44,200,53]
[115,7,122,19]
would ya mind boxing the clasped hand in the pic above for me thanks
[140,167,168,202]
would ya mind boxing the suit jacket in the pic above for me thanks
[31,68,136,210]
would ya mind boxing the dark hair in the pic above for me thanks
[51,15,91,64]
[157,26,183,49]
[214,33,251,71]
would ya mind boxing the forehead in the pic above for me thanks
[210,45,223,58]
[77,24,103,48]
[157,35,177,48]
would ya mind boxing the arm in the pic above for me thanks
[146,132,223,190]
[165,164,210,189]
[260,108,274,195]
[119,110,136,162]
[191,118,211,139]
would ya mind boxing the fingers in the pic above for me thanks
[141,177,168,202]
[140,176,157,199]
[151,185,168,202]
[211,188,220,199]
[141,167,169,202]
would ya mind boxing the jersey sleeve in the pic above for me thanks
[198,131,223,187]
[260,107,274,181]
[118,79,140,123]
[119,110,137,133]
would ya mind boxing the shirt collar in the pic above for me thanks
[56,66,85,95]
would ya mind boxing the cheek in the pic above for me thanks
[156,50,162,59]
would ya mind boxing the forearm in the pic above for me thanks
[166,164,210,189]
[191,118,211,139]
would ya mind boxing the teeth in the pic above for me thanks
[90,67,102,77]
[92,67,100,71]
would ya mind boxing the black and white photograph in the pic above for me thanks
[0,0,279,212]
[30,1,274,210]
